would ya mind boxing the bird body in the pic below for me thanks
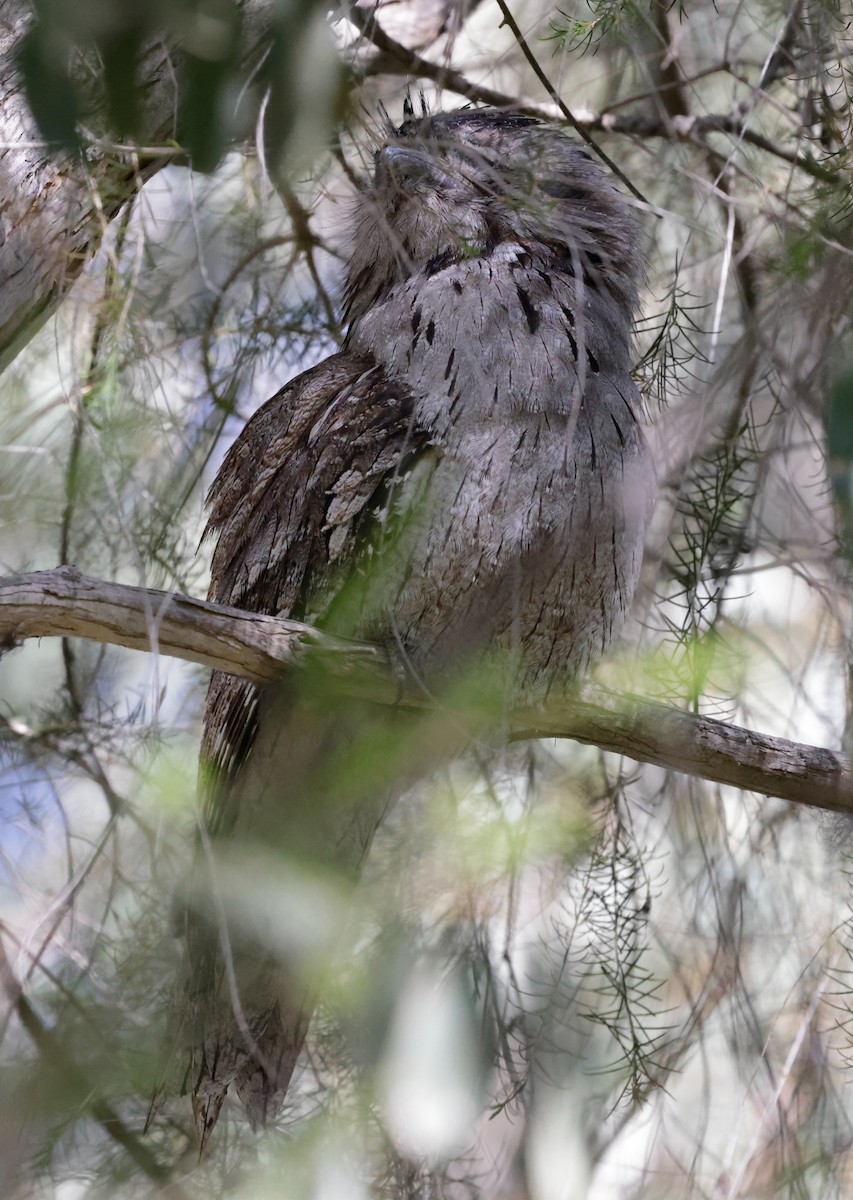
[345,242,649,689]
[173,108,654,1144]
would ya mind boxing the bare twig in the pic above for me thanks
[1,567,851,812]
[274,180,342,340]
[344,4,834,185]
[345,3,521,109]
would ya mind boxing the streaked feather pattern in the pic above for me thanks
[167,109,654,1146]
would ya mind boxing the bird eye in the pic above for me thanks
[540,180,588,202]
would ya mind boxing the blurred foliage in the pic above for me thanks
[2,0,853,1197]
[17,0,341,173]
[828,365,853,558]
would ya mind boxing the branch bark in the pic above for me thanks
[2,567,851,812]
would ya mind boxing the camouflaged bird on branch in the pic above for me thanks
[162,104,654,1147]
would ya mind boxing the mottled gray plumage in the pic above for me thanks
[176,108,654,1146]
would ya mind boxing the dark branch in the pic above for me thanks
[345,4,834,185]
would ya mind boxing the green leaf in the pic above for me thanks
[178,2,243,172]
[98,26,145,138]
[828,367,853,461]
[17,24,80,153]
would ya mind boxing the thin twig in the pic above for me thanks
[492,0,648,204]
[0,935,176,1188]
[344,4,835,185]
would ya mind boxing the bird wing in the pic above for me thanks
[201,350,424,818]
[179,350,427,1146]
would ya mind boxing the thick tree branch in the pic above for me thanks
[2,567,850,812]
[0,566,391,689]
[345,3,519,108]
